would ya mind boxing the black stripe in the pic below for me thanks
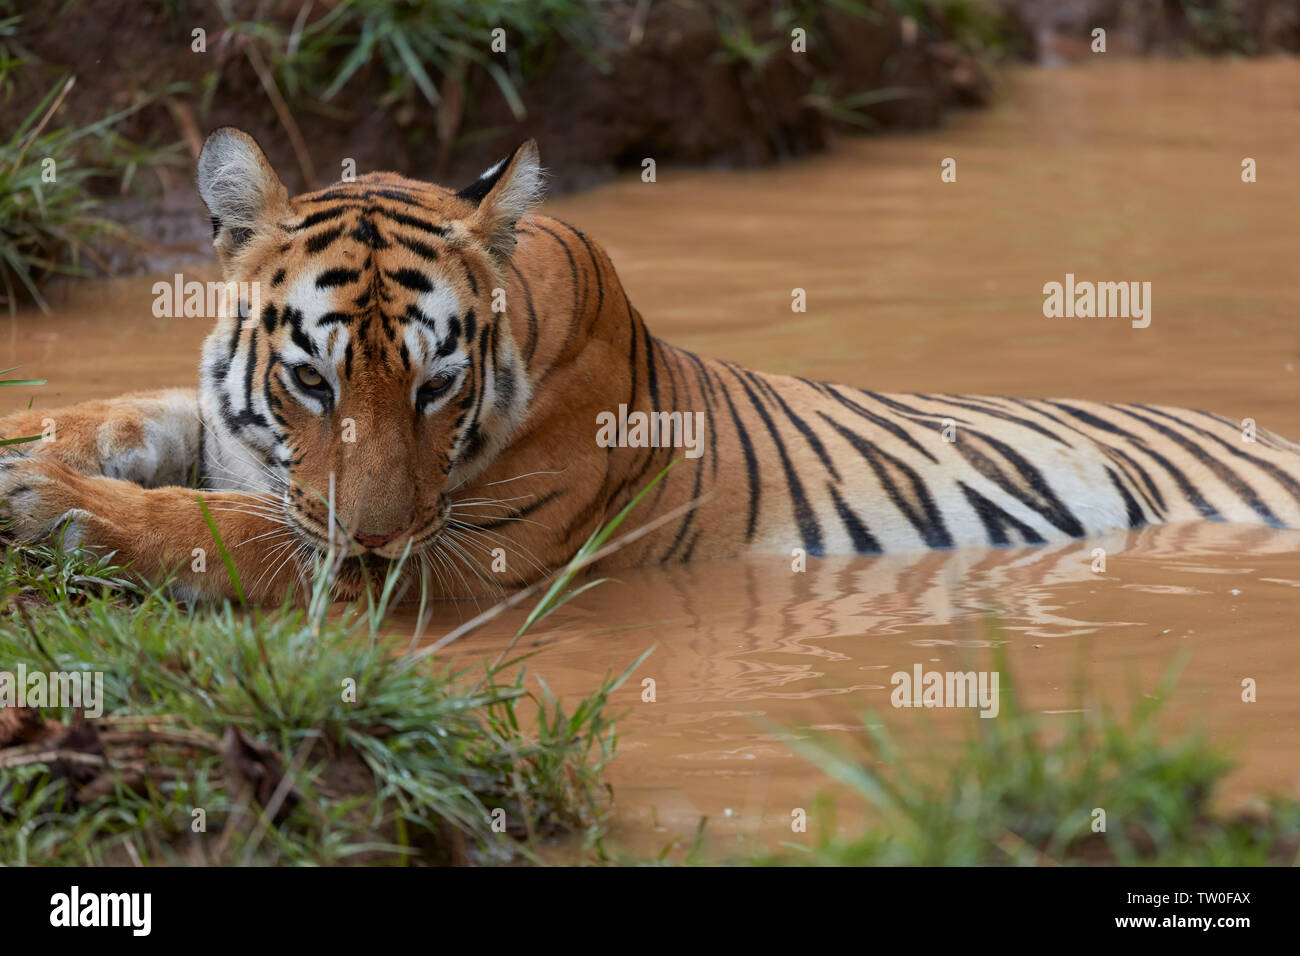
[820,415,953,549]
[463,489,564,532]
[530,223,584,360]
[680,531,702,563]
[744,370,840,481]
[1106,467,1148,529]
[505,260,538,364]
[644,331,661,411]
[726,364,823,555]
[1138,405,1300,511]
[713,366,761,541]
[385,268,433,293]
[825,385,939,464]
[827,484,883,555]
[1010,398,1168,516]
[683,351,721,480]
[951,428,1086,538]
[299,192,368,205]
[556,219,606,322]
[305,225,345,254]
[283,306,316,358]
[1114,405,1282,527]
[315,267,361,288]
[1047,401,1221,521]
[369,188,429,203]
[660,458,704,563]
[958,482,1047,546]
[863,391,969,422]
[375,208,449,237]
[396,234,439,260]
[404,304,438,332]
[936,394,1074,447]
[351,215,389,248]
[243,327,260,416]
[291,206,350,231]
[1104,443,1167,516]
[226,316,243,359]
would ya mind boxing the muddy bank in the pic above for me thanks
[999,0,1300,62]
[2,0,996,274]
[9,2,991,187]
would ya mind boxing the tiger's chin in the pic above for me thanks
[281,518,445,594]
[330,553,409,598]
[286,542,435,602]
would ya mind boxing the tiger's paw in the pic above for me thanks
[0,457,102,549]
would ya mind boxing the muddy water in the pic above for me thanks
[6,60,1300,858]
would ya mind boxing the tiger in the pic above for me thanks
[2,126,1300,604]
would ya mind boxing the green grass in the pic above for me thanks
[0,74,186,314]
[752,643,1300,866]
[1177,0,1256,55]
[888,0,1011,56]
[211,0,607,153]
[708,0,1002,131]
[0,368,44,449]
[0,466,677,865]
[0,9,33,99]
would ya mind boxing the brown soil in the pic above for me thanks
[3,1,990,273]
[8,1,989,192]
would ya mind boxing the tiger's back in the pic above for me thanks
[463,211,1300,572]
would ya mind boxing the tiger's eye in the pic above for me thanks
[295,365,325,389]
[417,373,456,409]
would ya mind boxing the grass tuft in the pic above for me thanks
[0,466,677,865]
[0,74,185,314]
[754,640,1300,866]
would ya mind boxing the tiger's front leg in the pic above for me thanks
[0,389,304,600]
[0,388,201,486]
[0,460,305,603]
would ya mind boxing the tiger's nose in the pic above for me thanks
[354,528,406,549]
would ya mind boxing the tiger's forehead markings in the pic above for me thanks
[284,194,451,269]
[298,185,446,206]
[289,205,351,231]
[281,273,352,367]
[270,188,478,371]
[402,283,467,366]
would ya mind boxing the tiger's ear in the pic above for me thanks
[196,127,289,265]
[455,140,543,260]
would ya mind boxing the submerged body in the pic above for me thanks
[2,130,1298,602]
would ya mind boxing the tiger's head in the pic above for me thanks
[194,128,540,565]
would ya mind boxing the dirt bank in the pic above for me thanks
[5,1,990,190]
[3,1,993,274]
